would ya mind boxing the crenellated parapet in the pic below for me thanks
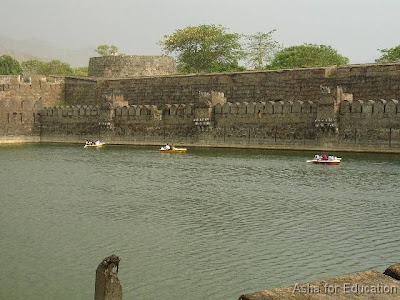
[214,100,316,116]
[114,105,159,120]
[0,75,63,93]
[40,98,400,128]
[41,105,100,119]
[338,99,400,132]
[161,103,194,117]
[339,99,399,115]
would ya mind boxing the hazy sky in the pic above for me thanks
[2,0,399,63]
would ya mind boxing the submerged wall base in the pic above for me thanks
[0,135,40,144]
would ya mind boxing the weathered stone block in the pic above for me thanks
[352,100,364,113]
[385,99,398,114]
[274,101,283,114]
[302,101,313,114]
[222,102,232,114]
[362,100,374,114]
[265,101,274,114]
[231,102,239,114]
[282,101,292,114]
[128,106,136,116]
[238,102,248,114]
[374,99,386,114]
[292,100,303,113]
[140,106,149,116]
[184,104,193,115]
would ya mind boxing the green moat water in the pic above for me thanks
[0,144,399,300]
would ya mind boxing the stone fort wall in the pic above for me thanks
[1,61,400,152]
[66,63,400,108]
[88,55,177,78]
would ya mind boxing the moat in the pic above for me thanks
[0,144,399,300]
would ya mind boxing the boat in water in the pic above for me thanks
[159,144,187,153]
[84,140,105,148]
[307,154,341,165]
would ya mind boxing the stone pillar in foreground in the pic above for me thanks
[94,254,122,300]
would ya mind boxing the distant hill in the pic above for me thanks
[0,35,94,67]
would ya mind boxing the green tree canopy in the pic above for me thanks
[375,45,400,63]
[243,29,281,69]
[0,55,22,75]
[268,44,349,69]
[73,66,88,76]
[43,60,74,75]
[21,59,73,76]
[21,59,47,76]
[95,44,120,56]
[159,24,244,73]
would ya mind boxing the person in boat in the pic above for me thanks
[165,143,171,150]
[322,154,328,160]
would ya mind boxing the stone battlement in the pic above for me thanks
[0,75,63,90]
[340,99,399,115]
[42,105,100,117]
[41,97,400,127]
[38,94,400,151]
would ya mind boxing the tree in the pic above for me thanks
[243,29,281,69]
[22,59,74,76]
[375,45,400,63]
[0,55,22,75]
[268,44,349,69]
[159,24,244,73]
[21,59,47,76]
[73,66,88,76]
[42,60,74,75]
[95,44,120,56]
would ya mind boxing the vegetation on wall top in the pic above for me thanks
[0,55,22,75]
[375,45,400,63]
[159,24,245,73]
[21,59,87,76]
[94,45,123,57]
[268,44,349,69]
[159,25,352,74]
[242,30,281,70]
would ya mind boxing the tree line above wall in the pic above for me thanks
[158,24,400,74]
[0,55,88,76]
[1,24,399,76]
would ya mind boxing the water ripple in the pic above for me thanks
[0,145,399,300]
